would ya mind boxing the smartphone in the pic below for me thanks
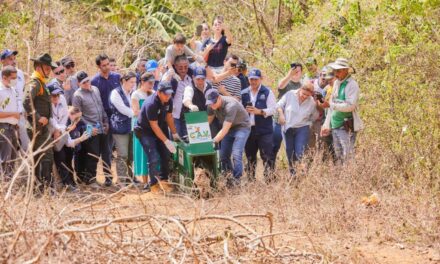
[86,124,93,135]
[195,25,203,37]
[246,102,253,107]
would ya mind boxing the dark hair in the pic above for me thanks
[95,53,109,66]
[120,71,137,83]
[109,57,116,63]
[140,72,154,82]
[1,65,17,77]
[225,54,239,61]
[55,61,62,67]
[173,33,186,45]
[174,55,189,64]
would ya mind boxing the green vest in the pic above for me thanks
[331,79,353,129]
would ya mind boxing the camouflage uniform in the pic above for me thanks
[24,77,54,188]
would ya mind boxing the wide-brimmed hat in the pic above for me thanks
[30,53,58,69]
[329,58,350,70]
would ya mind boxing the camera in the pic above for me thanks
[290,62,301,69]
[237,61,247,72]
[314,92,324,103]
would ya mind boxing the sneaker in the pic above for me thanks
[88,182,101,189]
[66,185,80,193]
[104,178,112,187]
[142,184,151,192]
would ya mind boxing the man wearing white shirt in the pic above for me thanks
[0,49,29,151]
[241,69,277,182]
[0,66,20,177]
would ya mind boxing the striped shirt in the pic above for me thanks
[213,76,242,100]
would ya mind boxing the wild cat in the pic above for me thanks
[193,167,211,199]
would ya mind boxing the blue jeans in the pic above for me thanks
[138,134,170,186]
[284,126,310,175]
[272,122,283,163]
[332,128,357,162]
[174,118,188,138]
[220,127,251,181]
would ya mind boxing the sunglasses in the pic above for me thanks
[54,69,65,75]
[65,63,75,69]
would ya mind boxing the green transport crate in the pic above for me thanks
[173,111,219,189]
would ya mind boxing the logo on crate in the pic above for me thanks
[187,123,212,144]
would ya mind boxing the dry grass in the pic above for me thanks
[0,142,438,263]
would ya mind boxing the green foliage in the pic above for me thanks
[94,0,191,41]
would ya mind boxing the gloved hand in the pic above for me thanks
[189,105,199,112]
[172,133,181,142]
[79,131,92,142]
[164,139,176,154]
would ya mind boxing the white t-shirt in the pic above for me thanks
[0,82,20,125]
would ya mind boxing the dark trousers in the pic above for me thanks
[138,134,170,186]
[28,126,54,188]
[272,122,283,167]
[53,146,75,186]
[78,134,107,184]
[0,123,18,179]
[245,128,274,181]
[101,131,113,180]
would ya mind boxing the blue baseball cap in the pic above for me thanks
[0,49,18,60]
[193,66,206,79]
[205,89,220,105]
[146,60,158,72]
[157,81,174,95]
[248,68,262,79]
[47,81,64,95]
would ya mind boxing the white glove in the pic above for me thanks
[189,105,199,112]
[164,139,176,154]
[172,133,181,142]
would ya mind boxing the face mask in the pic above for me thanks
[10,79,17,87]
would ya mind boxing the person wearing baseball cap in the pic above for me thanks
[71,70,110,188]
[0,49,29,151]
[60,56,79,105]
[206,88,251,186]
[182,66,214,113]
[23,52,58,192]
[321,58,364,162]
[241,68,277,182]
[134,81,180,192]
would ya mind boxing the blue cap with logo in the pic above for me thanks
[248,68,262,79]
[193,66,206,79]
[47,81,64,95]
[205,89,220,105]
[0,49,18,60]
[157,81,174,95]
[146,60,158,72]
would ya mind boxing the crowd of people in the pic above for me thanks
[0,16,363,194]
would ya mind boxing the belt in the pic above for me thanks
[0,123,18,129]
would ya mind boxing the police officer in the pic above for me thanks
[134,81,180,192]
[241,69,277,182]
[24,53,58,192]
